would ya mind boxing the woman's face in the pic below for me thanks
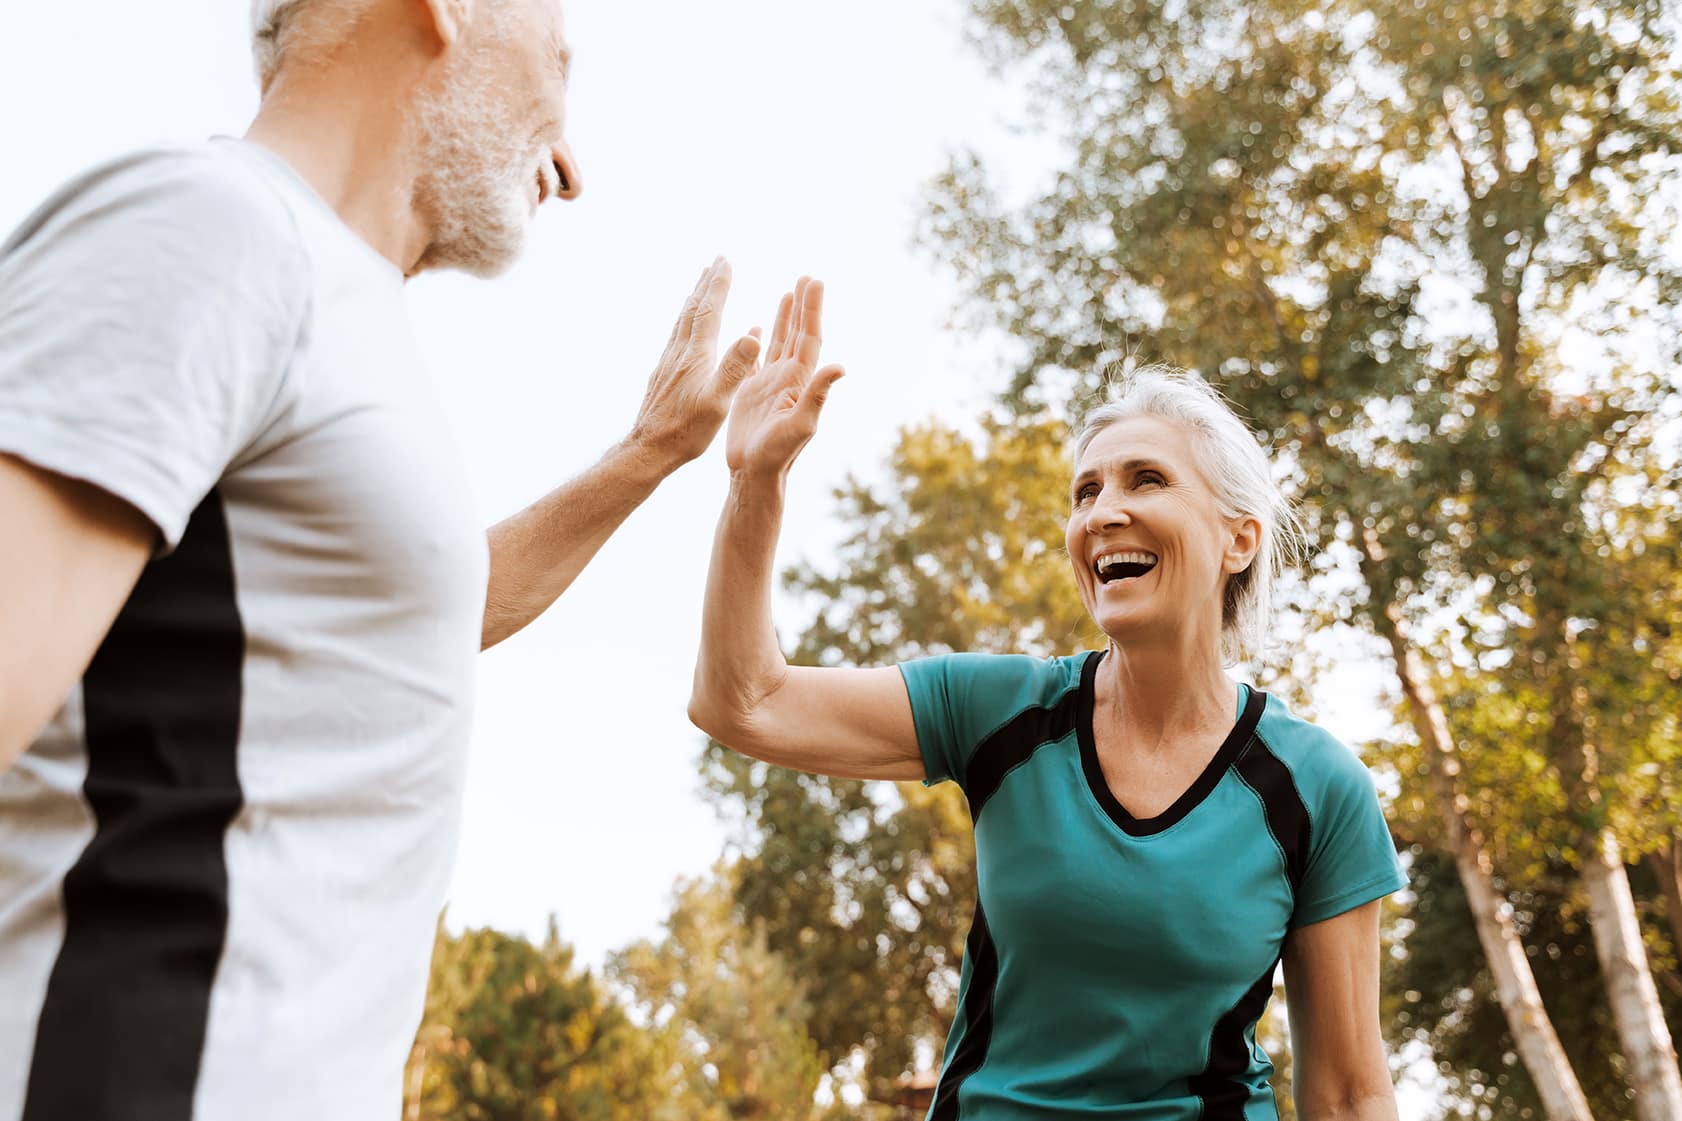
[1065,415,1258,651]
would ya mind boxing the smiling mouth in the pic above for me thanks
[1094,550,1159,583]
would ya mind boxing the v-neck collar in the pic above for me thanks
[1075,649,1268,837]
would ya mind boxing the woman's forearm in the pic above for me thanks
[1298,1090,1399,1121]
[689,469,792,732]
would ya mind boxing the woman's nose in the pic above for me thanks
[1090,492,1131,529]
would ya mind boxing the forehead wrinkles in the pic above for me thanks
[1075,420,1211,489]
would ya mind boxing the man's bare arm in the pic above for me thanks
[0,453,153,771]
[480,258,759,650]
[482,440,667,648]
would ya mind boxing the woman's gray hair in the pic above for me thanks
[1072,366,1304,665]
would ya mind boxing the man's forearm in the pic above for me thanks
[480,440,674,649]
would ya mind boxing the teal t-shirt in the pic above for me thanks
[899,650,1407,1120]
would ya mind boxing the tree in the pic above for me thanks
[921,0,1682,1114]
[613,868,831,1121]
[405,923,677,1121]
[1386,850,1682,1118]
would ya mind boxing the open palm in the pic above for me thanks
[726,277,844,478]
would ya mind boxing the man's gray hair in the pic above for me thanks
[251,0,525,90]
[1072,366,1305,665]
[251,0,375,89]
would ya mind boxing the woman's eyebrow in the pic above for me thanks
[1075,456,1167,486]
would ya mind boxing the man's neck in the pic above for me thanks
[244,74,432,276]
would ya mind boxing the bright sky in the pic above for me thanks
[4,5,1409,1090]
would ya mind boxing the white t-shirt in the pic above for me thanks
[0,139,489,1121]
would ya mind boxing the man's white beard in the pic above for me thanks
[411,57,539,278]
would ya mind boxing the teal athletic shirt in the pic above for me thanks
[899,650,1407,1120]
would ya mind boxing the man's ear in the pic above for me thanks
[1225,513,1263,575]
[416,0,473,49]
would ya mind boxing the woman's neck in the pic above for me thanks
[1094,636,1237,754]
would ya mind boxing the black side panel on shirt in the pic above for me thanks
[23,491,245,1121]
[928,905,999,1121]
[963,661,1087,822]
[1234,735,1312,892]
[1188,730,1313,1117]
[1187,956,1282,1120]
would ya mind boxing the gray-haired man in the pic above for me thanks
[0,2,759,1117]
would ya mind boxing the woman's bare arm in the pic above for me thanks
[687,279,923,781]
[1282,900,1399,1121]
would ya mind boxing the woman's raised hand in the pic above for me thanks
[725,277,845,480]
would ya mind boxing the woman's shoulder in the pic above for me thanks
[1251,691,1382,801]
[907,649,1094,693]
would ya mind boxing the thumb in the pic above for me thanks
[798,364,845,419]
[716,333,762,393]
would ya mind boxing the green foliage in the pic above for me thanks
[1385,851,1682,1119]
[789,417,1098,663]
[918,0,1682,1103]
[408,923,677,1121]
[613,870,829,1121]
[698,743,973,1096]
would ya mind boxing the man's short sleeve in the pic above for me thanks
[1292,747,1409,928]
[0,148,308,549]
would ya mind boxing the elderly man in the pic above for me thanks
[0,1,760,1117]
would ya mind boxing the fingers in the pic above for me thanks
[797,363,845,421]
[666,262,713,350]
[689,257,733,352]
[794,279,824,369]
[765,292,794,363]
[672,258,725,352]
[716,333,762,393]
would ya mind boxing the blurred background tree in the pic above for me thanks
[404,1,1682,1117]
[404,923,679,1121]
[912,0,1682,1115]
[613,867,833,1121]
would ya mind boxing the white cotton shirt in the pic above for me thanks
[0,139,488,1121]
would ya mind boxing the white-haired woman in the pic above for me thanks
[690,279,1406,1121]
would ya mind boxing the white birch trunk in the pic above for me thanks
[1358,534,1596,1121]
[1580,831,1682,1121]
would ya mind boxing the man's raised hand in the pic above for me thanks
[627,258,761,470]
[725,277,845,481]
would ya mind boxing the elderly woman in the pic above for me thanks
[690,278,1406,1121]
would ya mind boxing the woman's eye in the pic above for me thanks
[1074,484,1099,503]
[1136,472,1165,488]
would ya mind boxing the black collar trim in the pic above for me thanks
[1076,650,1269,837]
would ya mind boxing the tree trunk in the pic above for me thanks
[1544,623,1682,1121]
[1646,839,1682,1000]
[1360,537,1595,1121]
[1580,831,1682,1121]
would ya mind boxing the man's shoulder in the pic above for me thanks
[4,141,307,268]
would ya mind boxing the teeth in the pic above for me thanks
[1095,551,1158,570]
